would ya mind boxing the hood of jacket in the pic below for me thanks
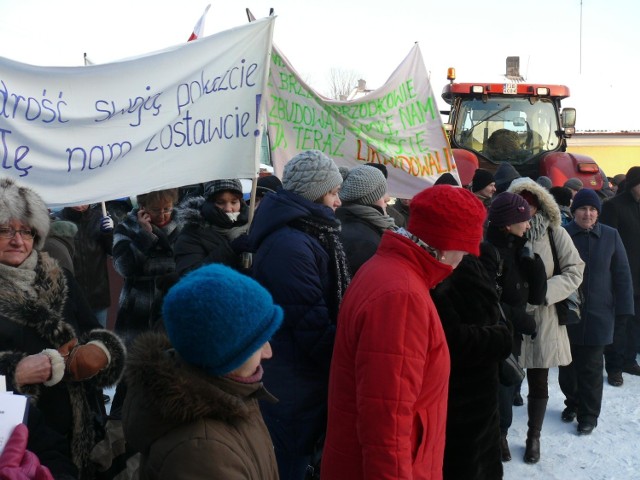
[176,196,249,228]
[248,189,338,250]
[507,178,561,228]
[123,332,274,453]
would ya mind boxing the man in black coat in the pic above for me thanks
[600,166,640,386]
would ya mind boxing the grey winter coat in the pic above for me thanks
[508,179,585,368]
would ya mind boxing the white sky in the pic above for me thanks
[1,0,638,131]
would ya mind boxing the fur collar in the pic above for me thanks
[0,252,75,346]
[507,178,561,228]
[125,332,273,426]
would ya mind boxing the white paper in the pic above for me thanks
[0,393,29,453]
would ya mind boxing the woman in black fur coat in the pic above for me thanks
[479,191,547,463]
[0,178,126,479]
[432,253,512,480]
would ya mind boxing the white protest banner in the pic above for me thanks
[0,16,275,208]
[266,43,458,199]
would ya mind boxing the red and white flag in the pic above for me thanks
[188,4,211,42]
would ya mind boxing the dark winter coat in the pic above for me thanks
[564,221,634,345]
[480,226,547,355]
[432,255,512,480]
[0,252,125,479]
[247,189,340,455]
[336,203,393,276]
[123,332,278,480]
[174,197,249,275]
[112,209,182,343]
[599,190,640,297]
[57,207,113,309]
[386,198,409,228]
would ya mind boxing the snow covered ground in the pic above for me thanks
[106,363,640,479]
[503,365,640,480]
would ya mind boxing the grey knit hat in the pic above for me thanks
[340,166,387,205]
[536,176,552,190]
[0,177,50,250]
[563,177,583,191]
[282,150,343,202]
[204,179,243,199]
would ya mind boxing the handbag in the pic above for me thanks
[499,352,526,387]
[489,243,526,387]
[548,228,582,326]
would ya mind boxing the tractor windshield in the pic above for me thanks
[452,97,560,165]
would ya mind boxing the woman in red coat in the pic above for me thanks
[322,185,487,480]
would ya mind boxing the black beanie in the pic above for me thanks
[625,166,640,191]
[570,188,601,214]
[434,173,459,186]
[366,162,388,179]
[549,186,573,208]
[494,163,521,193]
[256,175,283,195]
[471,168,495,192]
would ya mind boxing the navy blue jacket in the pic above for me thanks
[248,189,338,455]
[564,221,634,345]
[600,190,640,297]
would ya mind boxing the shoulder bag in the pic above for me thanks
[490,243,526,387]
[548,228,582,326]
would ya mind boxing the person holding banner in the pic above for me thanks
[55,204,115,328]
[174,179,250,276]
[322,184,486,480]
[336,165,396,276]
[0,177,126,480]
[247,150,349,480]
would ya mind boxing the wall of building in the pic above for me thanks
[567,133,640,177]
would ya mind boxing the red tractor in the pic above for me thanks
[441,66,603,191]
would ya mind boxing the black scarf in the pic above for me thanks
[290,216,351,321]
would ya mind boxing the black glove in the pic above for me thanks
[511,308,537,337]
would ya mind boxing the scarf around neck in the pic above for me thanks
[341,203,397,232]
[526,211,550,242]
[290,216,350,321]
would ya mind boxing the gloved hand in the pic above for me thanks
[100,215,114,232]
[0,423,54,480]
[57,339,109,382]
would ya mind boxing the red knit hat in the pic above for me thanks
[408,185,486,256]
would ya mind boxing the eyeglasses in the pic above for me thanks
[0,227,36,240]
[146,207,173,215]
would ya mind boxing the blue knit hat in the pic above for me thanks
[570,188,601,214]
[162,264,283,376]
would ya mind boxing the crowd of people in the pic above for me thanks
[0,156,638,480]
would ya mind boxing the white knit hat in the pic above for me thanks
[282,150,343,202]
